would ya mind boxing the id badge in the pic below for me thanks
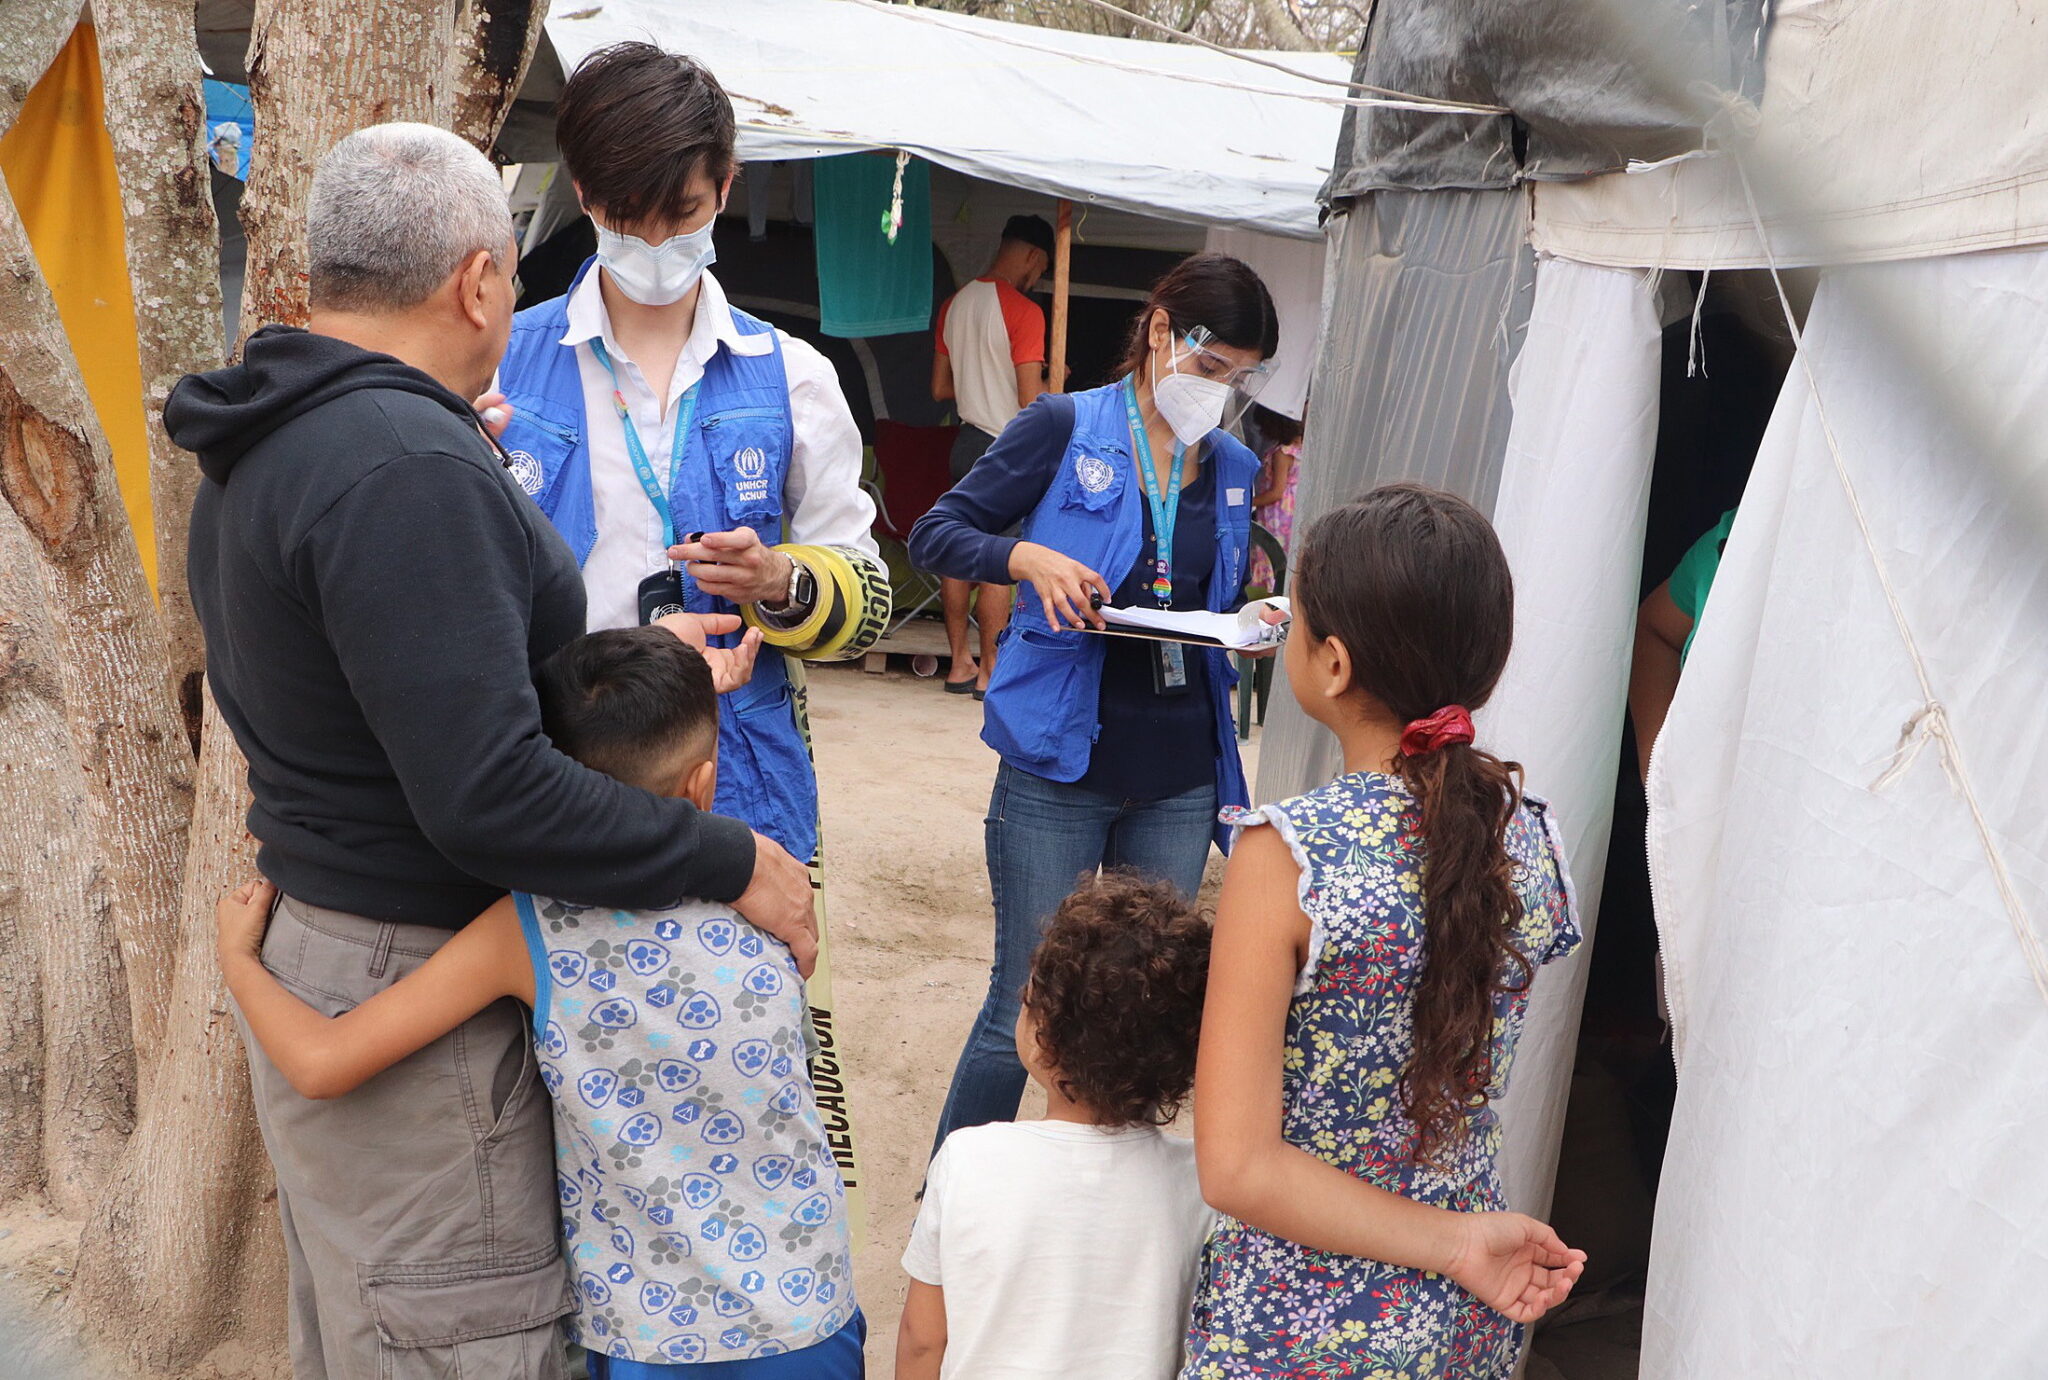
[637,568,686,625]
[1152,639,1190,696]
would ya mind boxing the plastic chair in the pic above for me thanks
[1237,522,1285,742]
[863,420,958,634]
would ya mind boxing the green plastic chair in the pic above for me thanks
[1237,522,1286,742]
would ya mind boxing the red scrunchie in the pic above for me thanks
[1399,705,1476,757]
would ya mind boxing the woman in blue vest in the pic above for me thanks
[910,254,1280,1146]
[493,43,890,872]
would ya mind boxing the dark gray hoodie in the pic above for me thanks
[172,325,754,927]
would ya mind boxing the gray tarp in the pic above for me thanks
[1254,188,1532,802]
[1324,0,1767,199]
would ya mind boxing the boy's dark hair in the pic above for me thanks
[1023,871,1211,1127]
[1294,483,1524,1167]
[535,627,717,791]
[555,41,736,227]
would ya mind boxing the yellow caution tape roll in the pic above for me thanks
[743,544,892,662]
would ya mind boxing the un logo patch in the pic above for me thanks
[507,449,545,496]
[1075,454,1115,493]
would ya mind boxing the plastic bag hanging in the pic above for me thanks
[880,149,908,244]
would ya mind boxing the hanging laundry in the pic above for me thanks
[812,150,931,338]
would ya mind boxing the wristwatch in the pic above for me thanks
[763,552,816,618]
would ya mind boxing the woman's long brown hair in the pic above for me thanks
[1293,483,1530,1166]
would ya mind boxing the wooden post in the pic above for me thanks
[1049,198,1073,392]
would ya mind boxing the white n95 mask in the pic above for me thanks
[593,218,718,306]
[1152,352,1233,445]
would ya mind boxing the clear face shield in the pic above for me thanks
[1175,326,1272,432]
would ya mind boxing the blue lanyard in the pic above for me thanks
[588,338,700,551]
[1124,375,1186,607]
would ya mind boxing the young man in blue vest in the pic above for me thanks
[497,41,888,856]
[494,43,888,1204]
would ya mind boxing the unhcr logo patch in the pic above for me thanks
[507,449,545,496]
[731,445,772,507]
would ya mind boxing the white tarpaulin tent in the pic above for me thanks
[1273,0,2048,1373]
[540,0,1350,240]
[1530,0,2048,266]
[1470,2,2048,1373]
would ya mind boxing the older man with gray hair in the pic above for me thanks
[168,123,815,1380]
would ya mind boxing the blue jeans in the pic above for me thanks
[584,1310,865,1379]
[931,762,1217,1152]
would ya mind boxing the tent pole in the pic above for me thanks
[1050,198,1072,391]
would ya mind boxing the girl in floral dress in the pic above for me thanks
[1183,484,1587,1379]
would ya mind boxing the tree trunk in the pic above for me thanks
[0,0,134,1216]
[0,507,136,1216]
[0,183,192,1060]
[72,2,533,1368]
[0,1,80,125]
[76,691,285,1373]
[448,0,550,152]
[237,0,459,338]
[95,0,227,746]
[1242,0,1315,48]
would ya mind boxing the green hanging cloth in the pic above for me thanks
[812,151,932,338]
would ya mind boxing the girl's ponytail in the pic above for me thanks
[1391,732,1531,1166]
[1293,484,1526,1166]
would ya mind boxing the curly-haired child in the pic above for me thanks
[1183,484,1586,1378]
[895,871,1213,1379]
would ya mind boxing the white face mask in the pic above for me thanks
[1151,338,1234,446]
[592,217,718,306]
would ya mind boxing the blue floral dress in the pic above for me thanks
[1181,772,1580,1379]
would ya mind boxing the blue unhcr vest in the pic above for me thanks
[979,382,1259,851]
[498,261,819,863]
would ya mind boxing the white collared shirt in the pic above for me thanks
[557,269,880,632]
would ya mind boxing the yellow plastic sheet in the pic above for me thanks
[0,24,156,587]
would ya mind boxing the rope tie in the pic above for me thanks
[1730,153,2048,1009]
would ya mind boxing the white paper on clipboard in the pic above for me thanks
[1086,596,1291,650]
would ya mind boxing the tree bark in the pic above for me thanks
[76,691,284,1373]
[0,1,80,128]
[73,2,513,1369]
[237,0,459,338]
[0,507,136,1215]
[95,0,227,747]
[448,0,550,153]
[0,184,192,1058]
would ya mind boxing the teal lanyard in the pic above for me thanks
[1124,375,1186,607]
[589,338,700,551]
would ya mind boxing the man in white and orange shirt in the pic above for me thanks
[931,214,1053,696]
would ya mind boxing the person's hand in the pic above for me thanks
[1007,540,1108,630]
[1237,603,1290,660]
[669,529,794,607]
[216,878,279,968]
[1441,1211,1586,1324]
[732,832,817,978]
[653,611,763,694]
[472,390,513,439]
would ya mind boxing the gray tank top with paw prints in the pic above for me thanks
[513,893,856,1365]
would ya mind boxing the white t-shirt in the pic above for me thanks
[902,1121,1216,1379]
[937,277,1045,437]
